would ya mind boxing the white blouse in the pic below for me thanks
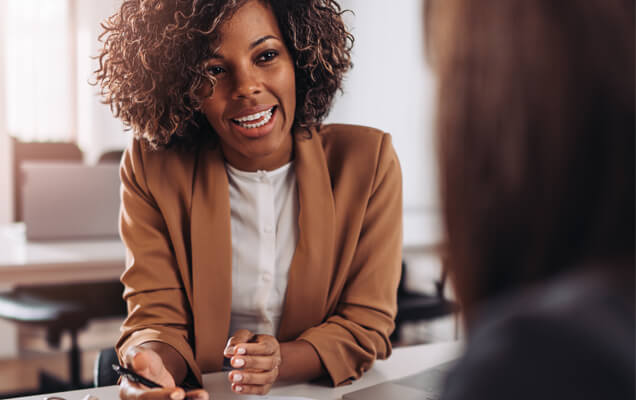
[225,162,299,338]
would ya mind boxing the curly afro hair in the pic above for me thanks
[94,0,353,149]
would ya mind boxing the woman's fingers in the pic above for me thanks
[228,367,278,386]
[232,338,277,356]
[119,346,180,400]
[184,389,210,400]
[230,354,281,370]
[118,345,209,400]
[124,347,176,388]
[224,329,255,357]
[119,375,208,400]
[119,378,184,400]
[231,382,273,395]
[224,333,281,395]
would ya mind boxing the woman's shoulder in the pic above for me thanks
[121,136,202,189]
[316,123,387,136]
[315,123,389,147]
[469,267,633,342]
[312,123,397,168]
[124,137,196,165]
[442,268,634,400]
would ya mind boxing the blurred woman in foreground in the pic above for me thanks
[428,0,634,398]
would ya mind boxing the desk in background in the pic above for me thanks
[0,223,126,359]
[0,223,126,287]
[0,208,436,287]
[9,341,463,400]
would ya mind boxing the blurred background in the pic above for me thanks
[0,0,456,395]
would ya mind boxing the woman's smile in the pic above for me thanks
[230,105,278,138]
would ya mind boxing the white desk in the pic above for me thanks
[0,223,126,286]
[9,341,463,400]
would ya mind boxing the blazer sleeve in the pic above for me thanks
[298,133,403,386]
[116,140,202,383]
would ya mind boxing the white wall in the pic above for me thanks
[326,0,439,213]
[75,0,128,164]
[0,0,19,359]
[0,0,12,225]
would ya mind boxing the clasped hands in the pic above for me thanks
[224,329,282,395]
[118,329,281,399]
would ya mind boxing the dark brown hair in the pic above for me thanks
[95,0,353,149]
[429,0,634,315]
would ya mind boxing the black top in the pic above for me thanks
[441,266,635,400]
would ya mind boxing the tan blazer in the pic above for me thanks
[117,124,403,386]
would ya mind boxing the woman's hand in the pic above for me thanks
[119,345,209,400]
[224,329,282,395]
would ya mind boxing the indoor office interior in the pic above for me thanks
[0,0,458,396]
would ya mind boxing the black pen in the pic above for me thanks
[112,364,163,388]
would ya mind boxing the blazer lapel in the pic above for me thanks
[191,144,232,371]
[278,129,336,341]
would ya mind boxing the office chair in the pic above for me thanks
[94,347,120,387]
[0,282,127,391]
[392,259,459,343]
[0,139,127,392]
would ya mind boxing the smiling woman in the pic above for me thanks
[197,1,297,172]
[94,0,403,398]
[96,0,352,151]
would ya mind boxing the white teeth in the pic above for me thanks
[234,107,274,122]
[235,108,274,129]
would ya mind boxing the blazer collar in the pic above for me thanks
[191,143,232,371]
[278,128,335,341]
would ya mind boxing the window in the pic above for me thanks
[4,0,75,142]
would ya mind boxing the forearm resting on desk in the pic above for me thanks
[137,339,323,386]
[279,340,326,382]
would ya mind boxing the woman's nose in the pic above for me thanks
[232,68,262,99]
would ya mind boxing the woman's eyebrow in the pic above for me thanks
[249,34,279,49]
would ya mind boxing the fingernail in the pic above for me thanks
[233,358,245,367]
[225,346,234,355]
[171,391,185,400]
[234,385,243,392]
[236,347,246,355]
[232,373,243,382]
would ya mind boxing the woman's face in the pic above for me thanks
[200,0,296,171]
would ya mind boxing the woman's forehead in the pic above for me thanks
[212,0,281,45]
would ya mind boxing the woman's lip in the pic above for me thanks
[231,106,278,139]
[230,105,275,120]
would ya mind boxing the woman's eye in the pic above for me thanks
[206,66,225,76]
[257,50,279,63]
